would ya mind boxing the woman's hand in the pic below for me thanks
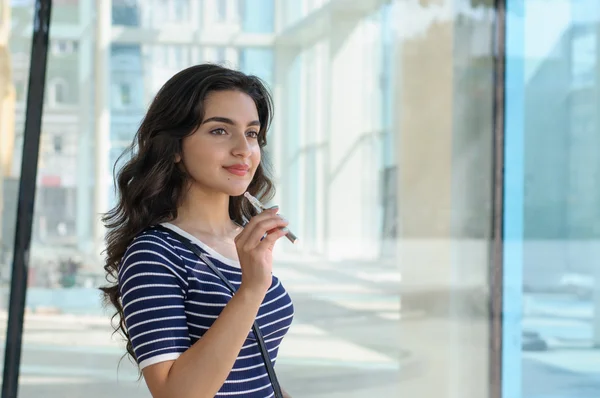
[234,207,289,295]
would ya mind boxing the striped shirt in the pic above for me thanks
[118,222,295,397]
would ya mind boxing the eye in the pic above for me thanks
[210,128,227,135]
[246,131,259,139]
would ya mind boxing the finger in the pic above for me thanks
[234,209,278,243]
[238,211,280,240]
[235,212,283,246]
[245,208,279,227]
[265,217,289,234]
[247,217,288,245]
[242,217,289,249]
[260,225,287,241]
[244,209,283,230]
[260,227,289,249]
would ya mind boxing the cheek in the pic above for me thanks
[253,146,262,163]
[181,140,219,175]
[183,136,219,160]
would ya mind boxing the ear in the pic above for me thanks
[174,153,181,163]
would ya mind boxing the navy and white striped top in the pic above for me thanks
[118,222,295,397]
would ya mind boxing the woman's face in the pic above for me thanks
[177,90,262,197]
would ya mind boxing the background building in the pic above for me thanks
[5,0,397,266]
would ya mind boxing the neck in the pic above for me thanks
[173,184,237,238]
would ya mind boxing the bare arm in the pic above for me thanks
[142,209,289,398]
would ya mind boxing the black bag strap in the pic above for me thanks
[153,225,284,398]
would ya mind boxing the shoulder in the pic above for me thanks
[118,227,189,286]
[127,226,180,252]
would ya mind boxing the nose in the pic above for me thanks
[231,133,252,158]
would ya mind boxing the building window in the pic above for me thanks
[216,0,227,21]
[53,135,63,154]
[14,78,26,101]
[215,47,226,64]
[173,0,189,21]
[112,0,140,26]
[120,83,131,106]
[51,40,78,55]
[168,46,186,68]
[237,0,245,21]
[571,30,596,88]
[49,79,68,105]
[55,84,66,103]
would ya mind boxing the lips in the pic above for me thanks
[224,165,250,176]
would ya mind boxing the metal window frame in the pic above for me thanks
[0,1,509,397]
[490,0,507,398]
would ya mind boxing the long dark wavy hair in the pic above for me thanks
[100,64,276,365]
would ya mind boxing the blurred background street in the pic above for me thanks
[0,257,598,397]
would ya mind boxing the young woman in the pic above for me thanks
[101,64,294,398]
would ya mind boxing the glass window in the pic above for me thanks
[112,0,140,26]
[240,0,274,33]
[215,46,227,64]
[239,48,273,85]
[6,0,503,397]
[504,0,600,397]
[14,77,26,101]
[237,0,245,21]
[274,1,496,397]
[571,29,596,88]
[120,83,131,105]
[216,0,227,21]
[1,0,35,384]
[173,0,189,22]
[53,134,63,154]
[51,39,78,56]
[48,78,68,105]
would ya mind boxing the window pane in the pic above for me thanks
[112,0,140,26]
[275,0,496,397]
[505,0,600,397]
[12,0,497,397]
[15,1,148,397]
[240,0,274,33]
[1,0,36,388]
[217,0,227,21]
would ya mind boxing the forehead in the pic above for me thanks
[203,90,259,120]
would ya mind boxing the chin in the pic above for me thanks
[222,182,252,197]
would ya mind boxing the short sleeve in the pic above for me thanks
[118,231,191,370]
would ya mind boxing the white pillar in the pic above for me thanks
[325,15,380,260]
[76,0,94,255]
[593,22,600,348]
[94,0,112,259]
[272,46,300,257]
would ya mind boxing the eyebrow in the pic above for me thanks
[202,116,260,127]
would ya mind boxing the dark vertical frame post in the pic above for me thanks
[490,0,506,397]
[1,1,52,397]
